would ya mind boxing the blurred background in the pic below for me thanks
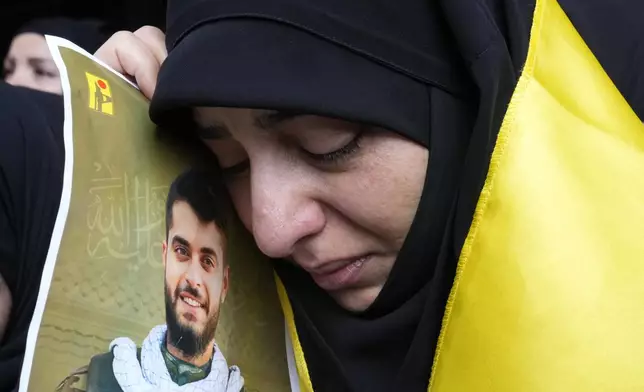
[0,0,166,58]
[0,0,166,94]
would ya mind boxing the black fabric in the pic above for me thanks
[85,350,141,392]
[161,0,472,96]
[148,0,479,149]
[0,82,64,391]
[150,0,644,391]
[558,0,644,120]
[15,17,111,54]
[151,20,433,148]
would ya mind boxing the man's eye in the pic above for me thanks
[203,257,215,268]
[175,246,189,257]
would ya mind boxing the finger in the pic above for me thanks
[94,31,159,99]
[132,26,167,66]
[94,31,160,99]
[94,31,131,75]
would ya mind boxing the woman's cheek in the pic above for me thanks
[227,179,253,232]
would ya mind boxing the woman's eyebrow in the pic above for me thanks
[254,110,308,130]
[196,122,230,140]
[27,58,53,67]
[196,110,309,139]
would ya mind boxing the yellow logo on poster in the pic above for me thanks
[85,72,113,115]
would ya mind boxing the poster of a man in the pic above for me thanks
[56,169,244,392]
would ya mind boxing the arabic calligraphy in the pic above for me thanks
[86,162,168,271]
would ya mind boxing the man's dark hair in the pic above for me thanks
[165,168,231,240]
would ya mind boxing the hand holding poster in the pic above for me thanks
[18,36,293,392]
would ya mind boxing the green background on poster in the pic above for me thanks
[28,47,290,392]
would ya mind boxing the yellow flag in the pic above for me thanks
[429,0,644,390]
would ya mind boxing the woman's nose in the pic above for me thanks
[250,165,326,258]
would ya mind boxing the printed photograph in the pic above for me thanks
[19,38,291,392]
[55,169,244,391]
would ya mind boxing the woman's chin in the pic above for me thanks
[330,285,383,313]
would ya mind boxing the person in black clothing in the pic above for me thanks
[0,81,64,391]
[0,272,11,342]
[0,24,159,390]
[3,17,111,94]
[0,19,106,388]
[6,0,644,390]
[146,0,644,390]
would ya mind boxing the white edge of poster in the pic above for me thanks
[19,36,296,392]
[285,321,301,392]
[18,35,140,391]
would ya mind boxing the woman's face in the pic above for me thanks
[195,107,428,311]
[3,33,62,95]
[0,273,11,342]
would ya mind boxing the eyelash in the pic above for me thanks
[221,132,365,178]
[175,246,189,257]
[305,131,364,163]
[34,68,56,78]
[222,160,250,178]
[2,67,55,79]
[175,246,216,268]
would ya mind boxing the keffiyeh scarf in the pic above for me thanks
[109,325,244,392]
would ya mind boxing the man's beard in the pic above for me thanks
[165,280,220,359]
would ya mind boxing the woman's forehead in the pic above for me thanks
[9,33,49,58]
[195,107,297,123]
[194,107,256,129]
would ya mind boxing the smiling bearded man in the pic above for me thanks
[56,169,244,392]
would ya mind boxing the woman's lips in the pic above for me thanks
[308,255,370,291]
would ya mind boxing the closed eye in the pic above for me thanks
[303,131,365,164]
[221,160,250,178]
[33,67,56,78]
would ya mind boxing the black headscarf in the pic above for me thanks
[150,0,644,390]
[14,17,111,54]
[0,82,64,390]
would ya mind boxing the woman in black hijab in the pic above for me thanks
[0,0,625,390]
[141,0,644,390]
[152,1,462,389]
[3,17,110,94]
[0,82,64,390]
[0,22,97,388]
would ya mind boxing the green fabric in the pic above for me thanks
[84,349,141,392]
[160,342,212,386]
